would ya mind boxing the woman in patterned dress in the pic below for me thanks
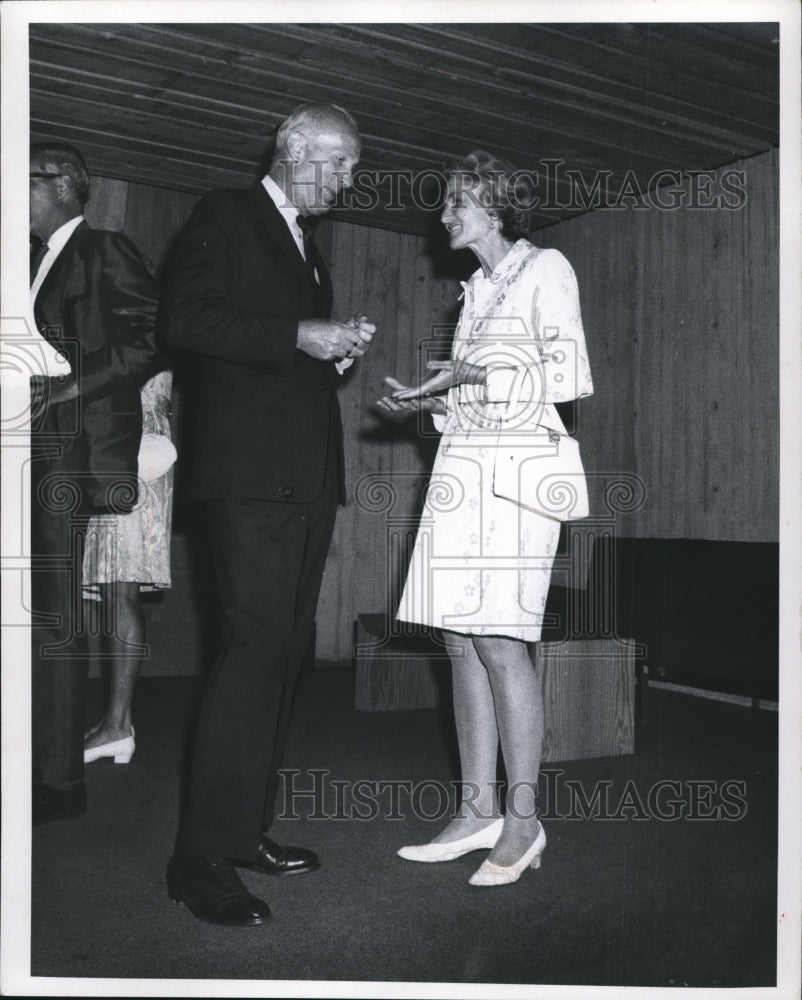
[378,151,593,885]
[82,368,175,764]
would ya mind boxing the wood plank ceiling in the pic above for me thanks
[29,21,779,234]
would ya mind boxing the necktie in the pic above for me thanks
[296,215,319,287]
[297,215,325,314]
[30,238,49,287]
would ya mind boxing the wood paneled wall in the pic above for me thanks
[537,149,779,543]
[313,223,462,661]
[85,175,198,277]
[83,149,778,666]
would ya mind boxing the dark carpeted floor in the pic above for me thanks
[29,667,778,990]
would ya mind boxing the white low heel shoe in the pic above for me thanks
[468,823,546,886]
[83,726,135,764]
[397,817,504,863]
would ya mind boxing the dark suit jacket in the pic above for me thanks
[161,183,345,504]
[33,220,162,513]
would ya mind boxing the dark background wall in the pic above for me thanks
[84,147,779,671]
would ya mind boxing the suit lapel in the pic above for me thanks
[34,221,88,308]
[249,185,332,313]
[33,222,88,344]
[249,184,310,286]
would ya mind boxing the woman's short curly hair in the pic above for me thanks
[444,150,535,240]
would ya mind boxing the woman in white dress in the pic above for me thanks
[378,151,593,886]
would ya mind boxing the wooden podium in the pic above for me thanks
[353,614,448,712]
[538,639,635,760]
[354,615,636,761]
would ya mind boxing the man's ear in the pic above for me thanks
[284,129,307,164]
[54,173,74,203]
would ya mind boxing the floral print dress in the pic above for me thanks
[82,369,174,597]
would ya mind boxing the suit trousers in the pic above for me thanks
[30,429,88,790]
[175,487,338,860]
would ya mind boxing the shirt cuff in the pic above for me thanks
[432,410,446,433]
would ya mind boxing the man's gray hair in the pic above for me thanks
[274,103,359,156]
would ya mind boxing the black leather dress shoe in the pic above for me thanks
[167,856,272,926]
[234,836,320,876]
[33,783,87,825]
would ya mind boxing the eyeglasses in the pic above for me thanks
[29,172,63,180]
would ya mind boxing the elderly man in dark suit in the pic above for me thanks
[29,142,162,824]
[162,103,375,926]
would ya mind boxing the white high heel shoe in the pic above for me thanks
[83,726,135,764]
[397,817,503,863]
[468,822,546,886]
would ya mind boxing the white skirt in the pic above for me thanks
[396,421,561,642]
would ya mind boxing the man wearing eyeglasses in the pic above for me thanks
[28,142,162,824]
